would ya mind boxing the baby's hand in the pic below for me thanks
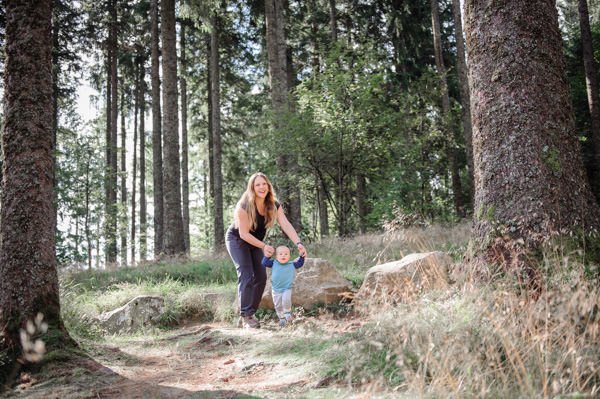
[297,243,307,258]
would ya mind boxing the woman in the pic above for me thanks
[225,172,307,328]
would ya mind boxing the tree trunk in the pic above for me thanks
[139,62,148,261]
[431,0,465,219]
[52,6,59,240]
[317,176,329,238]
[211,13,225,250]
[285,12,302,233]
[464,0,600,265]
[329,0,337,42]
[120,86,127,267]
[161,0,186,255]
[452,0,475,207]
[390,0,409,86]
[106,0,119,265]
[180,23,191,254]
[105,42,112,264]
[131,59,139,265]
[151,0,164,257]
[206,40,215,245]
[577,0,600,202]
[85,152,92,271]
[0,0,73,387]
[265,0,302,231]
[356,173,367,234]
[310,15,328,238]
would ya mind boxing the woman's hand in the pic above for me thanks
[263,244,274,257]
[297,243,307,258]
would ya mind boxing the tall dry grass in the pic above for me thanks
[313,225,599,398]
[310,222,471,287]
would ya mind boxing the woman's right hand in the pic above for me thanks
[263,244,274,257]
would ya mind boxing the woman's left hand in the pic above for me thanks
[297,243,307,258]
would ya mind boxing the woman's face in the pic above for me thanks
[253,176,269,199]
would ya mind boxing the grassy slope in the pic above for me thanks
[56,222,600,398]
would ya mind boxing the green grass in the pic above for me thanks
[58,223,600,398]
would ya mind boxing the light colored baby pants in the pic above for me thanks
[272,289,292,318]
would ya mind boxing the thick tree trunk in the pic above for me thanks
[0,0,73,388]
[151,0,164,257]
[161,0,186,255]
[464,0,600,265]
[120,87,127,266]
[52,7,59,239]
[577,0,600,202]
[210,13,225,250]
[452,0,475,206]
[180,24,190,254]
[431,0,465,219]
[139,70,148,261]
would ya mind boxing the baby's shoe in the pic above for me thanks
[284,313,293,322]
[278,318,287,327]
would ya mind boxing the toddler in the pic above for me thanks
[261,245,305,326]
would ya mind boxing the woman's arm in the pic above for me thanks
[276,206,307,257]
[237,207,274,256]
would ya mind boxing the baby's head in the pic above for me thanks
[275,245,291,264]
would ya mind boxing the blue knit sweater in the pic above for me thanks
[262,255,305,292]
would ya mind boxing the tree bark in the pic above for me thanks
[131,59,139,265]
[139,61,147,261]
[329,0,337,42]
[85,151,92,271]
[0,0,73,387]
[161,0,186,255]
[151,0,164,257]
[120,86,127,266]
[180,23,190,254]
[210,13,225,250]
[105,38,112,265]
[106,0,119,264]
[356,174,367,234]
[464,0,600,265]
[577,0,600,201]
[452,0,475,206]
[431,0,465,218]
[265,0,302,231]
[317,176,329,238]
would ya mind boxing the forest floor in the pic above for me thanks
[3,311,376,399]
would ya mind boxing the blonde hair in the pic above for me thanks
[235,172,278,231]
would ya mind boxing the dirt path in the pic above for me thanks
[4,314,369,399]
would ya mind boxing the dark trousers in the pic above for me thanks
[225,231,266,317]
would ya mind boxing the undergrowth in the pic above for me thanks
[57,223,600,398]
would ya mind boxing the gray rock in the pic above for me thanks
[98,295,165,334]
[356,252,453,305]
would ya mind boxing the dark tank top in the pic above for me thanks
[227,201,280,241]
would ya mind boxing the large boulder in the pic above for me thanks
[356,252,453,305]
[98,295,165,334]
[259,257,353,309]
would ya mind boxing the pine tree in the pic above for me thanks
[464,0,600,269]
